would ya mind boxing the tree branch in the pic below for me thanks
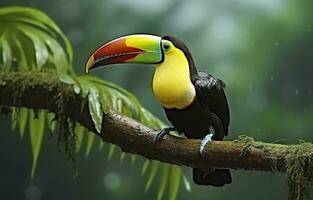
[3,71,313,200]
[0,71,292,172]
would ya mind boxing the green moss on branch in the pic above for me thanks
[286,142,313,200]
[1,71,313,199]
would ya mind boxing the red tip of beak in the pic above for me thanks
[93,37,143,65]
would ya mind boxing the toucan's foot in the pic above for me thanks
[199,133,213,156]
[199,126,215,155]
[154,127,176,143]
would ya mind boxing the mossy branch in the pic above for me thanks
[0,71,312,200]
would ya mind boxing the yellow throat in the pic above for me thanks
[152,47,196,109]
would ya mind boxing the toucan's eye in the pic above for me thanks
[163,43,170,50]
[161,40,173,52]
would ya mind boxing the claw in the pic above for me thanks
[199,126,216,155]
[199,133,213,155]
[154,127,176,143]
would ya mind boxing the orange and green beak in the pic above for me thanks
[85,34,163,73]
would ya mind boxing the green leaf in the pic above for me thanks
[74,123,84,153]
[58,73,75,85]
[0,34,12,71]
[11,107,17,131]
[73,81,81,94]
[107,144,116,160]
[85,132,95,158]
[157,165,170,200]
[169,166,181,200]
[29,110,45,179]
[98,140,104,151]
[11,34,28,70]
[80,98,88,113]
[120,152,126,162]
[18,108,28,138]
[141,160,150,175]
[0,6,73,73]
[16,24,48,69]
[182,174,191,192]
[130,155,136,167]
[46,112,56,133]
[75,75,167,132]
[145,161,159,192]
[88,89,103,133]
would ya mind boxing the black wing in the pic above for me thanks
[194,72,230,135]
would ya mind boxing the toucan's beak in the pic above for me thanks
[85,34,163,73]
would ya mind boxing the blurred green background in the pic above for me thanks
[1,0,313,199]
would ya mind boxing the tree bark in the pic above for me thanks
[0,71,290,172]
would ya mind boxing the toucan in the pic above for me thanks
[85,34,231,186]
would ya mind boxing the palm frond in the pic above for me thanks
[145,161,160,191]
[74,75,166,133]
[74,74,189,199]
[18,108,28,138]
[46,112,56,133]
[74,123,85,153]
[169,165,181,200]
[85,132,95,158]
[0,6,73,75]
[29,110,45,179]
[157,165,170,200]
[108,144,116,160]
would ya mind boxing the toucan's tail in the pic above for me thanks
[193,168,232,186]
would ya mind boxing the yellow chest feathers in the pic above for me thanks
[152,48,196,109]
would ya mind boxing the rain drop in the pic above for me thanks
[295,89,299,95]
[274,42,279,47]
[270,76,274,81]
